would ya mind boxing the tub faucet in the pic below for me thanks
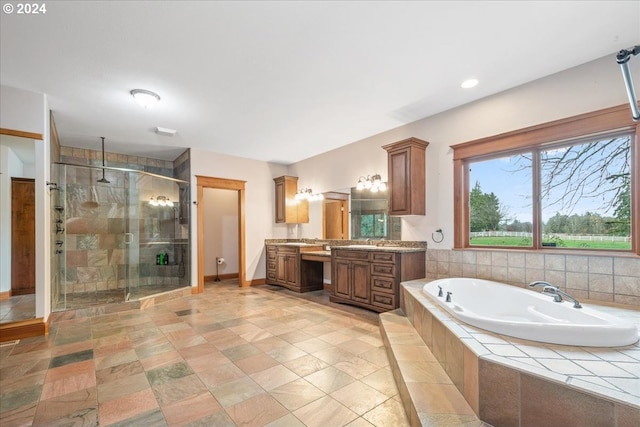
[446,291,453,302]
[529,281,582,308]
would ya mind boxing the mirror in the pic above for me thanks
[321,187,401,240]
[350,187,401,240]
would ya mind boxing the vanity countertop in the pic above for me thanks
[268,242,322,247]
[331,246,426,253]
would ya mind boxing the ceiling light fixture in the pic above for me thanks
[356,174,387,193]
[155,126,177,136]
[294,188,324,202]
[130,89,161,108]
[461,79,479,89]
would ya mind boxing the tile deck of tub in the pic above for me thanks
[401,280,640,410]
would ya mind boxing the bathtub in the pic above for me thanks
[422,278,639,347]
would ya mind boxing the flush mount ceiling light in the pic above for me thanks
[130,89,161,108]
[356,174,387,193]
[461,78,479,89]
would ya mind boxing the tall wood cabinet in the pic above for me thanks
[274,176,309,223]
[382,137,429,216]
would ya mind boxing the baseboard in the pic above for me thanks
[0,317,48,342]
[204,273,239,282]
[0,290,10,301]
[248,278,266,287]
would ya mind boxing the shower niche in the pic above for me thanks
[51,163,190,311]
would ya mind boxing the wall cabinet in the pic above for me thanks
[382,137,429,216]
[274,176,309,223]
[266,244,323,292]
[330,249,425,312]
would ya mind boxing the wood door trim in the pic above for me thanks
[0,127,43,140]
[196,176,247,293]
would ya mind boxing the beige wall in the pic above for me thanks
[289,54,640,248]
[190,149,288,284]
[189,54,640,285]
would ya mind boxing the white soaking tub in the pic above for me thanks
[422,278,639,347]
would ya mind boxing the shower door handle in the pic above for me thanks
[124,233,134,245]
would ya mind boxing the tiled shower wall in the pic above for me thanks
[53,146,191,302]
[426,249,640,307]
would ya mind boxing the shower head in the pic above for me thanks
[80,186,100,209]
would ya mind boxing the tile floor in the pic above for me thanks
[0,294,36,323]
[0,280,409,426]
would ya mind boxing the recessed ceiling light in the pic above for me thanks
[130,89,161,108]
[461,79,479,89]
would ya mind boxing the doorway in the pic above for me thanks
[196,176,246,292]
[323,192,348,239]
[202,188,239,282]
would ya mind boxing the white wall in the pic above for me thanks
[288,54,640,248]
[0,146,23,292]
[202,188,239,276]
[0,85,45,135]
[0,85,49,318]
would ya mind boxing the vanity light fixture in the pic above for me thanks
[130,89,161,108]
[295,188,324,202]
[461,78,479,89]
[356,174,387,192]
[149,195,175,207]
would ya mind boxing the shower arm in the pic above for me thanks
[616,45,640,121]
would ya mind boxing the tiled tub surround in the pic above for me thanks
[399,280,640,427]
[426,249,640,306]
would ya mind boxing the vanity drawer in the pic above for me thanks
[371,276,395,294]
[371,263,396,277]
[371,291,395,310]
[267,260,276,271]
[277,246,297,254]
[371,252,395,264]
[333,250,371,261]
[267,270,276,281]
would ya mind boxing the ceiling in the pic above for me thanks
[1,1,639,165]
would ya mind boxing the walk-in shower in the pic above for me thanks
[50,163,190,311]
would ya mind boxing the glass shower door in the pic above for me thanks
[123,169,140,301]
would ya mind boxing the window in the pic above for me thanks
[452,105,639,254]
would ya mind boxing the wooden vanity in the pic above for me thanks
[265,243,325,292]
[265,241,426,312]
[330,247,425,312]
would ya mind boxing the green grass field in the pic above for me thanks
[469,236,631,250]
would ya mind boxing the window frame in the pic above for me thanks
[451,104,640,255]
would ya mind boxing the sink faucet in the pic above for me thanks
[529,281,582,308]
